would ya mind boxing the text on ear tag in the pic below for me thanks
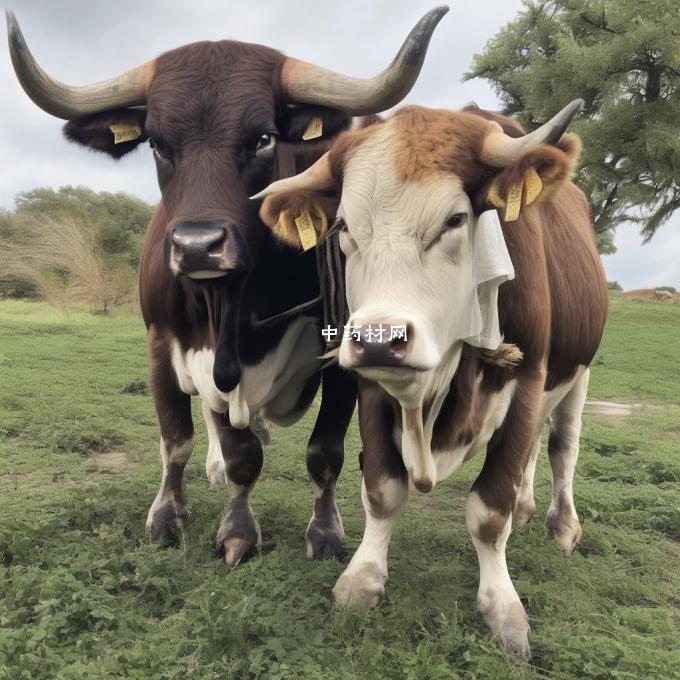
[109,123,142,144]
[295,210,318,251]
[504,180,523,222]
[302,116,323,141]
[524,167,543,205]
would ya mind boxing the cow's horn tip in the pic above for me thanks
[5,9,17,32]
[421,5,449,28]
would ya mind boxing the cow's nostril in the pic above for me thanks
[389,335,408,360]
[207,230,226,255]
[346,321,413,367]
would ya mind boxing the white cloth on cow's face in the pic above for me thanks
[459,209,515,350]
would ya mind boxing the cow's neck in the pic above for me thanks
[385,342,464,492]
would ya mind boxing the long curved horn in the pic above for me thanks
[6,10,153,120]
[281,5,448,115]
[251,153,333,201]
[480,99,585,167]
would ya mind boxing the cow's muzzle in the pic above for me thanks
[346,322,414,368]
[168,221,250,279]
[339,314,441,374]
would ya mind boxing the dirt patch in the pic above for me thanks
[622,289,680,302]
[89,450,128,467]
[584,401,639,418]
[0,470,93,489]
[0,452,131,491]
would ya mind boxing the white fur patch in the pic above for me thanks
[170,316,322,423]
[432,378,517,480]
[344,477,407,575]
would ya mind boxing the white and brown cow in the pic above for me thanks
[255,101,608,657]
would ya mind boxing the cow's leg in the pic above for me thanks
[305,365,357,560]
[212,412,264,567]
[466,492,529,658]
[467,374,544,659]
[333,380,407,606]
[203,400,227,488]
[545,368,589,553]
[145,329,194,545]
[513,432,541,528]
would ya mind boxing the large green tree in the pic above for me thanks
[466,0,680,253]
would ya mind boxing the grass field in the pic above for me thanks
[0,295,679,679]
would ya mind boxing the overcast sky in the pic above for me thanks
[1,0,677,289]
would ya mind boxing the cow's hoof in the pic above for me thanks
[305,511,344,560]
[206,459,227,488]
[512,499,536,528]
[216,504,261,568]
[480,599,531,661]
[305,524,344,560]
[147,503,186,547]
[333,563,386,607]
[219,536,258,568]
[545,510,582,554]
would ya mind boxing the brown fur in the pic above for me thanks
[357,378,408,517]
[477,514,508,545]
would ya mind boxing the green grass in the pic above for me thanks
[0,295,678,679]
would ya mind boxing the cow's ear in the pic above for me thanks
[63,108,148,159]
[259,189,340,249]
[254,152,341,249]
[482,133,582,214]
[279,105,351,145]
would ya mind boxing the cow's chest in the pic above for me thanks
[170,316,322,423]
[428,380,517,480]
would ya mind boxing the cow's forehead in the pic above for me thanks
[147,41,281,137]
[341,107,491,182]
[338,112,480,243]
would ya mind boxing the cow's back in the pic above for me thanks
[542,183,608,387]
[497,181,607,390]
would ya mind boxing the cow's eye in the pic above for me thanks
[149,138,170,161]
[255,132,277,153]
[445,213,467,230]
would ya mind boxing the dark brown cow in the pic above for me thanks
[6,7,448,565]
[256,100,608,656]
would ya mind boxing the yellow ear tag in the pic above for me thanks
[504,180,523,222]
[109,123,142,144]
[295,210,318,251]
[302,116,323,141]
[524,167,543,205]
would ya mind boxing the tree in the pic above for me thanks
[0,216,136,314]
[14,186,152,266]
[465,0,680,253]
[0,186,153,310]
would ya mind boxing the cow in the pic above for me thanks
[6,6,449,565]
[254,100,608,657]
